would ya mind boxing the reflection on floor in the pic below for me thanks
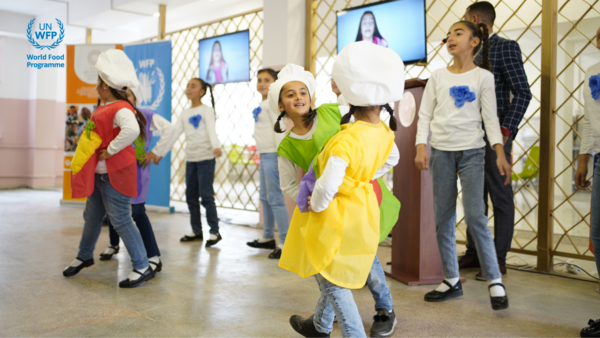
[0,189,598,337]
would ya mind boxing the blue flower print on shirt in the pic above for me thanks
[189,114,202,129]
[449,86,476,108]
[252,106,262,122]
[590,74,600,101]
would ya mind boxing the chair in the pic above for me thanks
[511,146,540,183]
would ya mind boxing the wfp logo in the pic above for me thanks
[27,19,64,50]
[137,59,165,110]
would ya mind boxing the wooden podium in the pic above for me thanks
[384,78,444,285]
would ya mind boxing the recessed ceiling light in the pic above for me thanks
[154,12,160,17]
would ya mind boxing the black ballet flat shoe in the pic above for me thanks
[63,258,94,277]
[290,315,330,337]
[206,233,222,247]
[149,259,162,273]
[119,267,154,288]
[99,246,119,261]
[268,248,282,259]
[246,239,276,249]
[180,233,203,242]
[489,283,509,310]
[424,280,463,302]
[581,319,600,337]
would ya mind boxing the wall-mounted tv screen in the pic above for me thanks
[336,0,427,65]
[198,30,250,85]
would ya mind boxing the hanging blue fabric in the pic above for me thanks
[590,74,600,100]
[189,114,202,129]
[449,86,476,108]
[252,106,262,122]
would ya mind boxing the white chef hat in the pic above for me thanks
[129,84,144,106]
[95,49,141,93]
[267,64,317,116]
[332,42,405,107]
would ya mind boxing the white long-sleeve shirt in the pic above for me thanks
[167,105,221,162]
[416,67,503,150]
[254,100,285,153]
[148,114,175,158]
[95,101,140,174]
[580,62,600,156]
[310,144,399,212]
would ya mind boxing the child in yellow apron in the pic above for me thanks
[281,42,405,338]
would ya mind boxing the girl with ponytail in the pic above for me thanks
[414,21,510,310]
[164,77,223,247]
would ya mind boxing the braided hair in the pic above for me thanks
[97,77,147,141]
[456,20,491,71]
[340,104,398,131]
[191,78,216,113]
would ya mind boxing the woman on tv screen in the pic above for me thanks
[206,41,229,84]
[355,11,388,47]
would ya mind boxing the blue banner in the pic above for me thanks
[124,41,172,209]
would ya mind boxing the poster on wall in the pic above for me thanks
[62,44,122,203]
[124,40,172,210]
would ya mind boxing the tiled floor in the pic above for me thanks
[0,188,598,337]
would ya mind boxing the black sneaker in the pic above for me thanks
[180,233,203,242]
[206,233,222,247]
[246,239,276,249]
[268,248,282,259]
[370,309,397,337]
[581,319,600,337]
[290,315,329,337]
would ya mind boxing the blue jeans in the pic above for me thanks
[313,274,366,338]
[108,203,161,258]
[590,156,600,274]
[186,159,220,234]
[314,257,392,334]
[259,153,289,244]
[77,174,149,270]
[430,147,501,280]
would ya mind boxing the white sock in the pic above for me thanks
[278,243,284,249]
[188,232,199,237]
[209,233,219,240]
[102,246,118,255]
[435,277,459,292]
[149,256,160,264]
[69,258,84,267]
[489,278,506,297]
[128,266,149,281]
[258,237,274,243]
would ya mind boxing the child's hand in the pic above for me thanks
[140,152,158,166]
[213,148,223,157]
[97,149,112,161]
[493,144,512,185]
[307,196,312,212]
[152,155,163,165]
[575,154,592,190]
[414,144,429,170]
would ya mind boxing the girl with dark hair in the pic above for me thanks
[414,21,510,310]
[206,41,228,84]
[355,11,388,47]
[63,49,153,288]
[246,68,290,259]
[165,78,223,247]
[99,87,175,275]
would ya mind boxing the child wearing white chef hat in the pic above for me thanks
[281,41,402,338]
[64,49,154,288]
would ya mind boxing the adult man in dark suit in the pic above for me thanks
[459,1,532,279]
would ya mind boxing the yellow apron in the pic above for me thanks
[279,120,395,289]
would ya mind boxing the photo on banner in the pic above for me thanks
[124,40,172,210]
[336,0,426,64]
[198,30,250,85]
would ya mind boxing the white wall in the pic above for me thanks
[262,0,305,69]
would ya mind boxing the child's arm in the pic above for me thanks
[160,111,185,156]
[481,74,511,184]
[414,76,437,170]
[143,114,175,165]
[372,143,399,179]
[204,107,222,157]
[99,109,140,160]
[278,156,301,200]
[310,156,348,212]
[575,74,594,190]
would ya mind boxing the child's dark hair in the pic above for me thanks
[190,78,216,112]
[97,77,147,141]
[355,11,385,42]
[257,68,278,81]
[273,91,316,134]
[455,20,491,71]
[340,104,398,131]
